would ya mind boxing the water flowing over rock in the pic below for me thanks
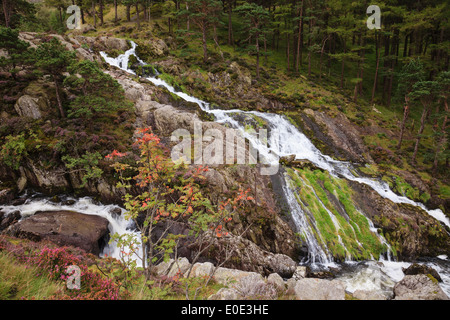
[6,210,110,256]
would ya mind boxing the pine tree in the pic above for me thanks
[179,0,222,63]
[235,2,270,80]
[34,38,76,118]
[395,59,425,150]
[0,26,30,79]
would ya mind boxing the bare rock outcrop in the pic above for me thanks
[6,210,110,256]
[393,274,449,300]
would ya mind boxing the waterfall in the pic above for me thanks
[99,41,449,264]
[0,194,142,263]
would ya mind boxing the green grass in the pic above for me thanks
[0,252,64,300]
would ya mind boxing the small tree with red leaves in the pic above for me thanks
[106,128,253,281]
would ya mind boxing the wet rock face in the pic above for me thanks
[349,181,450,260]
[6,210,110,256]
[402,263,443,282]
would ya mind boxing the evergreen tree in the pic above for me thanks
[179,0,222,63]
[235,2,270,80]
[34,38,76,118]
[0,26,30,79]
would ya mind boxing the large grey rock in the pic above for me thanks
[208,287,242,300]
[6,210,110,255]
[294,278,346,300]
[212,267,262,286]
[393,274,449,300]
[352,290,387,300]
[292,266,308,280]
[232,273,277,300]
[267,273,286,292]
[187,261,215,278]
[146,38,169,57]
[154,257,192,278]
[14,95,42,119]
[0,210,21,232]
[402,263,443,282]
[167,257,191,278]
[99,36,130,52]
[153,105,198,136]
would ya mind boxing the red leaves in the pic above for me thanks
[105,149,127,160]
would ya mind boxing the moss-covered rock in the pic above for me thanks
[285,167,388,262]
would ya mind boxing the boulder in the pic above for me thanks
[147,39,169,57]
[208,287,242,300]
[212,267,263,286]
[198,232,297,277]
[188,261,215,278]
[153,104,198,136]
[292,266,308,280]
[81,24,96,34]
[99,36,129,52]
[267,273,286,292]
[14,95,42,119]
[352,290,387,300]
[6,210,110,256]
[167,257,191,278]
[294,278,346,300]
[0,189,14,205]
[279,156,320,171]
[232,273,278,299]
[0,210,21,232]
[402,263,442,282]
[393,274,449,300]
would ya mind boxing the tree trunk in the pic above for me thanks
[340,40,346,89]
[148,0,151,22]
[186,2,189,31]
[287,33,290,72]
[295,0,304,72]
[59,7,63,25]
[256,34,260,80]
[433,98,448,174]
[99,0,104,25]
[397,97,410,150]
[319,36,328,81]
[371,30,380,104]
[358,32,366,95]
[126,4,131,22]
[114,0,118,23]
[202,22,207,63]
[135,3,140,29]
[80,5,85,24]
[53,75,65,118]
[412,104,429,164]
[228,0,233,46]
[92,0,97,28]
[213,24,223,60]
[2,0,11,28]
[403,33,409,58]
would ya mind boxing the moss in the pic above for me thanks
[426,274,439,285]
[286,167,386,261]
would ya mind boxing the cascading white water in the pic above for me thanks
[0,194,142,263]
[1,40,448,298]
[99,41,449,264]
